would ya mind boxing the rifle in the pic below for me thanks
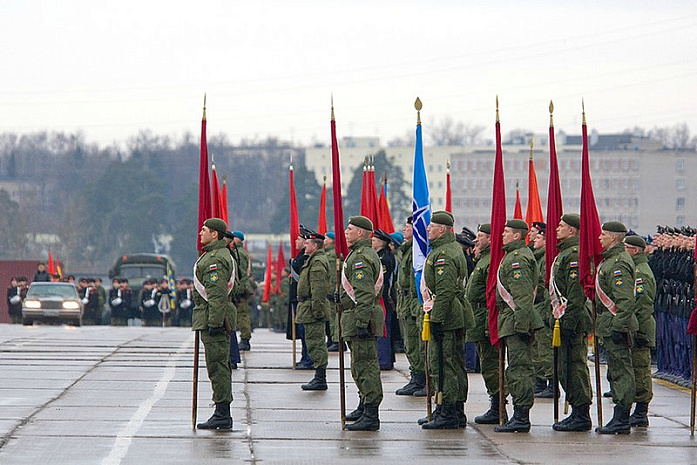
[591,301,603,427]
[191,330,200,430]
[422,312,432,421]
[436,333,444,407]
[691,334,696,437]
[336,254,347,430]
[498,338,506,425]
[552,319,561,423]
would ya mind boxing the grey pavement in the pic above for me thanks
[1,324,696,464]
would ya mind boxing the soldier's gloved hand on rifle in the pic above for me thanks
[611,330,628,344]
[333,292,341,304]
[208,326,227,336]
[356,326,371,339]
[516,331,533,342]
[430,321,444,340]
[634,332,650,348]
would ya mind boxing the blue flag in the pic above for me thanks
[412,123,431,303]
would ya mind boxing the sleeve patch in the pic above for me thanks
[436,258,445,265]
[354,270,365,280]
[210,272,219,282]
[513,270,522,280]
[511,262,520,269]
[354,262,364,269]
[613,270,622,276]
[209,264,218,271]
[569,269,578,280]
[437,267,444,276]
[570,261,578,268]
[615,278,623,287]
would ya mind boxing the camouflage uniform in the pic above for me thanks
[630,252,656,406]
[531,246,553,391]
[233,245,254,343]
[396,239,424,381]
[296,248,331,370]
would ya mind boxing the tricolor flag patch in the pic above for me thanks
[613,270,622,276]
[436,258,445,265]
[636,278,643,284]
[570,261,578,268]
[209,264,218,271]
[512,262,520,269]
[355,262,364,269]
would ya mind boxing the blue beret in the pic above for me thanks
[325,232,335,240]
[232,230,245,241]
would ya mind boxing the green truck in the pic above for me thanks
[108,253,177,316]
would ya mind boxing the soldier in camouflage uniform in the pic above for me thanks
[495,219,544,433]
[549,214,593,432]
[530,222,554,399]
[339,216,384,431]
[324,232,341,351]
[296,229,331,391]
[623,235,656,428]
[193,218,236,430]
[595,221,638,435]
[231,231,254,351]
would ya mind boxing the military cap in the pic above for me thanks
[624,235,646,249]
[303,227,325,241]
[461,226,476,240]
[204,218,228,237]
[325,232,335,240]
[406,215,413,225]
[348,215,373,231]
[373,229,392,244]
[224,230,235,240]
[455,233,475,248]
[505,219,529,231]
[431,210,454,227]
[601,221,627,233]
[390,231,404,246]
[560,213,581,229]
[478,223,491,235]
[232,230,245,241]
[531,221,546,234]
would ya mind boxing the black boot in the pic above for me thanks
[422,402,459,430]
[239,339,251,351]
[327,342,339,352]
[596,405,631,434]
[345,399,364,421]
[475,396,506,425]
[412,377,428,397]
[456,401,467,428]
[418,404,441,425]
[553,404,592,432]
[535,380,554,399]
[346,403,380,431]
[196,402,233,430]
[533,378,547,395]
[630,402,649,428]
[494,406,530,433]
[395,372,416,395]
[301,367,328,391]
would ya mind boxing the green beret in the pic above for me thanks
[203,218,228,237]
[505,219,529,231]
[624,235,646,249]
[602,221,627,233]
[561,213,580,229]
[478,223,491,235]
[348,215,373,232]
[431,210,454,227]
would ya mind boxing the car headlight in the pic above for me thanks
[24,300,41,309]
[63,301,80,310]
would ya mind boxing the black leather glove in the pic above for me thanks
[611,331,628,345]
[517,331,533,342]
[333,292,341,304]
[208,326,226,336]
[356,327,371,339]
[561,328,576,342]
[635,332,650,348]
[430,321,444,340]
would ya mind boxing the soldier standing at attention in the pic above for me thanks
[296,228,331,391]
[495,219,543,433]
[531,222,554,399]
[193,218,236,430]
[324,232,340,352]
[373,228,397,371]
[339,216,384,431]
[468,224,506,425]
[420,211,472,430]
[231,231,254,351]
[595,221,638,435]
[549,214,593,432]
[395,216,426,396]
[623,235,656,428]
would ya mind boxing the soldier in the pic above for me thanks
[339,216,384,431]
[467,224,506,425]
[176,279,194,327]
[531,222,554,399]
[155,278,173,326]
[595,221,638,435]
[289,231,313,369]
[420,211,472,430]
[140,279,160,327]
[95,278,107,324]
[193,218,236,430]
[373,228,396,371]
[495,219,543,433]
[623,235,656,428]
[549,214,593,432]
[231,231,254,351]
[7,277,24,324]
[80,278,100,325]
[395,216,426,396]
[275,268,290,333]
[324,232,340,351]
[296,228,331,391]
[109,278,128,326]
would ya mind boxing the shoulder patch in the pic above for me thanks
[354,262,364,269]
[569,269,578,280]
[210,271,219,282]
[436,258,445,265]
[513,270,522,280]
[354,270,365,280]
[613,270,622,277]
[570,261,578,268]
[209,264,218,271]
[615,277,623,287]
[635,277,643,284]
[511,262,520,269]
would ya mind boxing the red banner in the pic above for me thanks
[318,179,327,234]
[514,184,523,220]
[330,105,349,258]
[197,97,212,250]
[289,164,300,257]
[545,105,563,285]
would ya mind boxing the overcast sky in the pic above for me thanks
[1,0,696,147]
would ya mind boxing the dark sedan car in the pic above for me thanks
[22,282,83,326]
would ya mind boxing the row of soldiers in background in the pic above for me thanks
[107,278,196,327]
[649,226,695,384]
[6,276,29,324]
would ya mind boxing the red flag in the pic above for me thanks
[360,162,369,219]
[47,252,55,275]
[525,142,544,236]
[445,161,452,213]
[487,98,507,347]
[318,176,327,234]
[262,243,273,303]
[275,242,285,295]
[514,182,523,219]
[197,95,212,251]
[687,234,697,335]
[330,102,349,258]
[367,163,380,227]
[545,101,563,285]
[579,103,604,300]
[221,176,229,226]
[211,162,223,219]
[377,175,395,233]
[289,162,300,257]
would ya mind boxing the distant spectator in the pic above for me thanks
[6,277,25,324]
[33,263,50,282]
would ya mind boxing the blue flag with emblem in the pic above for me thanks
[412,99,431,303]
[166,261,177,309]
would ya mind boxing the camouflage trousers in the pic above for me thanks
[604,338,636,410]
[201,330,232,404]
[304,320,329,369]
[558,332,592,407]
[632,346,653,403]
[504,334,534,409]
[532,324,554,381]
[236,298,252,340]
[347,337,383,406]
[399,315,424,375]
[477,338,505,397]
[428,330,467,404]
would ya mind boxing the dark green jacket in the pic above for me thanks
[339,238,384,337]
[324,246,338,294]
[551,236,592,333]
[396,239,420,319]
[296,249,331,323]
[466,245,490,342]
[423,232,473,331]
[595,243,639,336]
[631,253,656,347]
[234,245,255,296]
[192,239,236,330]
[497,239,543,337]
[533,246,551,326]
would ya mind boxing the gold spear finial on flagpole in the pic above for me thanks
[202,93,207,121]
[582,98,587,126]
[415,97,422,126]
[211,152,216,168]
[529,138,534,161]
[549,100,554,127]
[496,95,500,123]
[331,93,335,122]
[446,159,450,172]
[290,152,293,169]
[323,175,327,184]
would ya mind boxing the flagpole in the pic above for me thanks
[691,254,697,436]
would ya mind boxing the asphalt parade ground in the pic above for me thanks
[1,325,696,465]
